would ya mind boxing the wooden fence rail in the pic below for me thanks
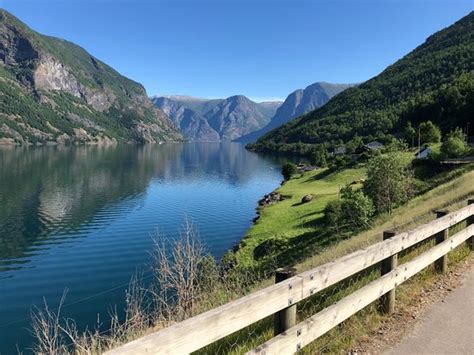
[107,201,474,355]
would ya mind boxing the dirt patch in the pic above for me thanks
[348,254,474,354]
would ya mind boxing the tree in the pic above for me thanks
[311,146,328,167]
[282,162,298,181]
[364,154,414,214]
[441,127,467,158]
[404,122,416,147]
[419,121,441,144]
[384,138,409,153]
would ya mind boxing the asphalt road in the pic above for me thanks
[385,267,474,355]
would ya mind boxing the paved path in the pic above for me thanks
[385,267,474,355]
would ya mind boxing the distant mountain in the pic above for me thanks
[0,9,182,145]
[152,97,220,141]
[160,95,224,116]
[236,82,353,143]
[205,95,277,140]
[152,95,281,141]
[251,12,474,157]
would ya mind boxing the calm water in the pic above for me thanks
[0,143,282,354]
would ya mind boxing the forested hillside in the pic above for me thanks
[250,12,473,157]
[0,9,182,145]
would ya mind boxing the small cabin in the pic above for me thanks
[355,141,384,154]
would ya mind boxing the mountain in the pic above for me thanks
[251,12,474,157]
[152,97,220,141]
[236,82,353,143]
[0,9,182,145]
[152,94,281,141]
[205,95,276,140]
[158,95,224,116]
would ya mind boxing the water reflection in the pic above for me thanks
[0,143,282,354]
[0,143,277,266]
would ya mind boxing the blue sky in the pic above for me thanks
[1,0,472,101]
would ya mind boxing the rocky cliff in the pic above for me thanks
[0,9,182,145]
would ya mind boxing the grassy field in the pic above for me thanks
[235,167,366,267]
[235,155,474,270]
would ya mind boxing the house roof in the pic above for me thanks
[365,141,384,150]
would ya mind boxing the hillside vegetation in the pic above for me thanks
[250,12,473,157]
[0,9,181,145]
[233,150,473,270]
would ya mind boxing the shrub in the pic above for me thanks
[325,200,343,233]
[440,127,467,158]
[282,162,298,180]
[340,185,375,229]
[364,153,414,213]
[325,186,374,233]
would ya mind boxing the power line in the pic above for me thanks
[0,273,154,329]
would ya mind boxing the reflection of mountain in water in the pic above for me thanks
[0,143,279,267]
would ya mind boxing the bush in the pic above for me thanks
[325,200,343,233]
[440,127,467,158]
[325,185,374,233]
[364,153,414,213]
[282,162,298,180]
[340,185,375,229]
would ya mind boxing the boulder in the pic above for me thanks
[301,194,313,203]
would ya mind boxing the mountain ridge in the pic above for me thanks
[152,94,282,141]
[0,9,182,145]
[250,12,474,157]
[236,82,354,144]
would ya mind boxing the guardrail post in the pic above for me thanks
[380,230,397,314]
[468,199,474,250]
[434,210,449,273]
[274,268,297,335]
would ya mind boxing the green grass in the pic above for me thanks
[235,155,474,270]
[235,167,366,267]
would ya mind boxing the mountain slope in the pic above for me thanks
[236,82,353,143]
[205,95,274,140]
[152,97,220,141]
[152,95,281,141]
[251,12,474,156]
[0,9,182,145]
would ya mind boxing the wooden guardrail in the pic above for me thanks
[107,200,474,355]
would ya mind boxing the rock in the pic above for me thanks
[302,194,313,203]
[258,190,283,208]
